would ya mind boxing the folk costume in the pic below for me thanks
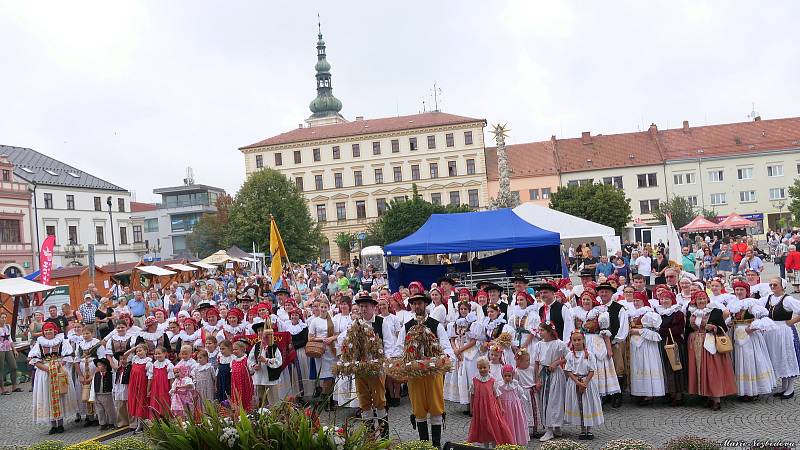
[764,289,800,398]
[496,366,529,446]
[534,335,568,436]
[231,352,255,412]
[627,305,666,399]
[571,293,620,398]
[29,324,77,430]
[656,300,688,398]
[686,293,738,403]
[564,348,604,436]
[444,310,481,405]
[127,355,152,420]
[191,362,216,410]
[467,373,514,446]
[105,327,134,428]
[278,312,311,397]
[248,321,283,408]
[147,358,174,418]
[92,359,116,429]
[727,295,776,397]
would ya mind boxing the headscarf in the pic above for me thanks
[731,280,750,297]
[658,290,676,305]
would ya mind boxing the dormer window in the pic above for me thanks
[318,48,324,55]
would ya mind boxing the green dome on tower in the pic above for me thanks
[308,24,343,119]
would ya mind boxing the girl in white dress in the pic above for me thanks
[535,322,568,442]
[728,280,776,399]
[309,298,339,410]
[482,303,515,367]
[572,290,620,398]
[763,277,800,399]
[332,299,357,409]
[29,322,78,434]
[708,278,735,307]
[427,288,448,326]
[564,331,603,441]
[508,292,540,357]
[444,301,480,407]
[627,292,665,404]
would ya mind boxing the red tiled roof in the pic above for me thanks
[239,112,485,149]
[485,141,558,180]
[659,117,800,160]
[555,129,664,173]
[131,201,157,212]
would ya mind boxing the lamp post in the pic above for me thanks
[106,196,118,270]
[772,200,786,231]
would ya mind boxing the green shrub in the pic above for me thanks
[107,437,152,450]
[663,436,722,450]
[602,439,655,450]
[496,445,526,450]
[540,439,589,450]
[27,441,67,450]
[392,441,437,450]
[64,442,110,450]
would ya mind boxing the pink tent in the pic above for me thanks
[679,216,721,233]
[718,213,756,229]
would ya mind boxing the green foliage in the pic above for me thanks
[662,436,722,450]
[335,232,355,254]
[601,439,655,450]
[392,441,438,450]
[654,196,696,229]
[540,439,588,450]
[788,178,800,225]
[188,193,233,257]
[549,183,632,235]
[107,437,151,450]
[26,441,67,450]
[699,208,718,222]
[64,443,109,450]
[365,194,472,247]
[225,169,323,262]
[495,445,526,450]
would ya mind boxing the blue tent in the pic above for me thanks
[384,208,560,256]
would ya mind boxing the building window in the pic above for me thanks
[66,195,75,210]
[144,218,158,233]
[767,164,784,177]
[739,190,757,203]
[376,198,387,216]
[294,150,302,164]
[255,155,263,168]
[568,179,593,187]
[411,165,420,181]
[529,189,540,200]
[351,144,360,157]
[797,163,800,174]
[374,168,384,184]
[171,213,201,232]
[393,196,408,203]
[314,175,323,191]
[119,226,128,245]
[639,199,659,214]
[466,159,475,175]
[464,131,473,145]
[708,169,723,182]
[409,137,418,151]
[313,148,321,161]
[431,193,442,205]
[602,176,624,189]
[542,188,552,199]
[354,170,363,186]
[686,195,698,207]
[96,226,105,245]
[295,177,304,191]
[636,173,658,188]
[0,219,20,243]
[1,170,9,181]
[391,139,400,153]
[770,187,787,200]
[336,202,346,221]
[316,204,327,222]
[332,146,340,160]
[118,198,125,212]
[710,193,727,205]
[133,225,143,243]
[449,191,460,206]
[68,226,78,245]
[372,141,381,155]
[356,200,366,219]
[737,167,753,180]
[468,189,479,208]
[46,225,56,243]
[43,193,53,209]
[448,161,457,177]
[673,172,696,185]
[334,172,343,189]
[393,167,402,182]
[274,153,282,166]
[93,196,102,211]
[430,163,439,179]
[446,133,454,147]
[427,135,436,149]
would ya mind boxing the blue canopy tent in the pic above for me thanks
[384,209,564,291]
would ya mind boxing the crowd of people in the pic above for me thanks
[8,249,800,448]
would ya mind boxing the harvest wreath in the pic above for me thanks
[333,318,386,377]
[384,320,452,382]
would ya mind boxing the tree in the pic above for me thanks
[226,168,323,262]
[549,183,632,235]
[334,232,354,256]
[653,196,696,229]
[187,193,233,257]
[788,177,800,224]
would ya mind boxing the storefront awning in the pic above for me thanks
[135,265,177,276]
[166,264,198,272]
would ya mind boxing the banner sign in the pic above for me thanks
[39,235,56,286]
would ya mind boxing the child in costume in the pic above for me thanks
[496,364,529,446]
[92,358,116,430]
[230,339,255,413]
[564,331,604,440]
[147,346,174,419]
[193,349,217,411]
[127,344,152,433]
[170,364,196,418]
[514,348,542,438]
[467,356,514,446]
[534,322,568,442]
[215,340,233,402]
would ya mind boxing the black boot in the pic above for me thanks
[416,420,429,441]
[378,417,389,439]
[431,424,442,449]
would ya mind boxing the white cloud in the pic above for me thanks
[502,0,576,39]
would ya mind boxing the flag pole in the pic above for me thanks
[269,214,302,301]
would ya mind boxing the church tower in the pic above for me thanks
[306,22,347,127]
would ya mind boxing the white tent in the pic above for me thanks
[513,203,621,255]
[0,278,56,296]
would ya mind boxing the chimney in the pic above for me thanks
[682,120,689,133]
[581,131,592,145]
[355,116,364,121]
[754,116,761,122]
[298,124,303,129]
[648,123,658,136]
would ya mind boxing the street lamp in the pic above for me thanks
[772,200,786,231]
[106,196,118,270]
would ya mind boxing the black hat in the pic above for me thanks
[475,280,492,290]
[273,288,290,296]
[251,321,266,333]
[596,282,616,293]
[355,293,378,305]
[437,276,457,286]
[196,301,213,311]
[484,283,503,293]
[94,358,111,369]
[510,275,529,285]
[535,282,558,292]
[579,268,595,278]
[408,293,431,305]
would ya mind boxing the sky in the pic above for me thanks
[1,1,798,203]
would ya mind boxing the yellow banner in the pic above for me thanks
[270,217,288,283]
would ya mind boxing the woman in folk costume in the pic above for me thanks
[571,289,620,399]
[173,318,203,353]
[686,290,737,410]
[29,322,77,434]
[134,317,169,358]
[105,318,136,429]
[216,308,249,343]
[427,287,448,326]
[627,291,665,405]
[508,291,541,357]
[708,277,735,307]
[444,300,481,408]
[309,297,339,410]
[675,277,694,310]
[200,307,223,343]
[278,306,311,398]
[728,280,776,400]
[656,290,688,406]
[745,268,772,300]
[331,296,357,410]
[763,277,800,399]
[534,321,568,442]
[482,303,515,367]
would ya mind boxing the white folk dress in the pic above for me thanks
[444,314,481,404]
[535,339,568,428]
[564,350,604,427]
[728,297,777,396]
[308,315,337,379]
[332,313,357,408]
[29,335,78,424]
[628,307,666,397]
[764,294,800,379]
[571,306,620,396]
[508,304,541,357]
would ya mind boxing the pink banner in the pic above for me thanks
[39,234,55,286]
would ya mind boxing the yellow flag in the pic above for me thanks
[270,217,288,284]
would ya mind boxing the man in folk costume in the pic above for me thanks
[511,275,530,298]
[538,281,574,343]
[485,283,508,316]
[273,288,292,321]
[437,276,457,314]
[395,294,456,449]
[596,282,629,408]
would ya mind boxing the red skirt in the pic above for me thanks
[149,367,172,418]
[687,332,738,397]
[128,362,150,419]
[467,378,514,445]
[231,358,254,412]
